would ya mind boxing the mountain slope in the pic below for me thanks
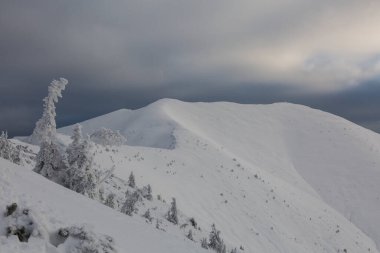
[59,99,380,252]
[0,157,208,253]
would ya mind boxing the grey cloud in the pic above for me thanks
[1,0,380,136]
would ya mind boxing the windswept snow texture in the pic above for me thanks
[59,99,380,252]
[0,158,208,253]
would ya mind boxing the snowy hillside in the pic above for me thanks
[0,157,209,253]
[53,99,380,252]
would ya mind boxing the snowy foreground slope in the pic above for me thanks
[0,158,208,253]
[54,99,380,252]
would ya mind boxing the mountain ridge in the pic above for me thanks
[56,99,380,252]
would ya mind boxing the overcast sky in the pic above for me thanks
[1,0,380,136]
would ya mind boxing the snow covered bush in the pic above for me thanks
[2,203,46,242]
[54,225,117,253]
[0,131,21,164]
[29,78,68,145]
[90,128,126,146]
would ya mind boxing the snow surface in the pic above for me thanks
[56,99,380,252]
[0,158,208,253]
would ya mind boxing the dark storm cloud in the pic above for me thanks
[1,0,380,136]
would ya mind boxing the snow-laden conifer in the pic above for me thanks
[167,197,178,225]
[66,132,99,199]
[209,224,227,253]
[34,140,68,185]
[128,171,136,188]
[121,190,141,216]
[90,128,126,146]
[29,78,68,145]
[0,131,21,164]
[104,193,116,208]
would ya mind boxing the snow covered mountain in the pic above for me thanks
[60,99,380,252]
[1,99,380,253]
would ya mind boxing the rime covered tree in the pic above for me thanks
[0,131,21,164]
[66,124,83,163]
[167,197,178,225]
[142,209,152,222]
[34,140,68,184]
[187,229,194,241]
[29,78,68,145]
[104,193,116,208]
[209,224,226,253]
[90,128,126,146]
[121,190,141,216]
[141,184,152,200]
[65,133,99,199]
[128,171,136,188]
[201,238,208,249]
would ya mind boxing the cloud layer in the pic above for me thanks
[1,0,380,135]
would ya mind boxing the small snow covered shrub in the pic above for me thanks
[55,225,116,253]
[90,128,126,146]
[2,203,46,242]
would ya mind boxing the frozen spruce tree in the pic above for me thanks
[104,193,116,209]
[66,124,83,162]
[66,130,99,199]
[121,190,141,216]
[29,78,68,145]
[167,197,178,225]
[141,184,153,200]
[209,224,227,253]
[0,131,21,164]
[0,131,12,160]
[187,229,194,241]
[128,171,136,188]
[34,140,68,184]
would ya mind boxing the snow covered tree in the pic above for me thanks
[167,197,178,225]
[201,238,208,249]
[29,78,68,145]
[187,229,194,241]
[66,124,83,165]
[0,131,21,164]
[104,193,116,209]
[34,140,68,184]
[141,184,152,200]
[90,128,126,146]
[121,190,141,216]
[65,127,99,199]
[209,224,226,253]
[128,171,136,188]
[142,209,153,222]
